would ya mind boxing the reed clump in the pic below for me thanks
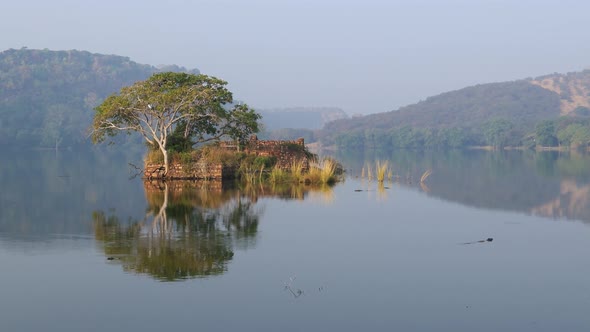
[289,160,306,183]
[307,158,338,185]
[319,158,338,184]
[361,160,394,182]
[240,165,266,185]
[362,162,373,181]
[375,160,390,182]
[265,158,340,185]
[269,165,289,184]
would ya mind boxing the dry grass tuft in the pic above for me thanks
[375,160,389,182]
[307,158,338,184]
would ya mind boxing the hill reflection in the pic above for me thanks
[337,149,590,224]
[93,180,334,281]
[531,180,590,221]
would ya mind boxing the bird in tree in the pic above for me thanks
[90,72,261,176]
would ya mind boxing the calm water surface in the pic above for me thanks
[2,149,590,331]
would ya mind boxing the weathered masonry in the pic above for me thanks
[144,136,311,180]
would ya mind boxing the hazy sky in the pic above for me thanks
[2,0,590,115]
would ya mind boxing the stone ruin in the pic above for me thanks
[144,136,312,180]
[222,135,310,170]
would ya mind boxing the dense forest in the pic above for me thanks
[321,75,590,150]
[0,48,199,149]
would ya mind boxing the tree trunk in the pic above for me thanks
[161,147,169,177]
[151,182,169,234]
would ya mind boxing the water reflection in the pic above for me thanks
[93,180,335,281]
[531,180,590,220]
[0,149,145,237]
[335,149,590,224]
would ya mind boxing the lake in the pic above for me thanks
[2,148,590,331]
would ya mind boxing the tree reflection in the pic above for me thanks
[93,181,333,281]
[93,181,261,281]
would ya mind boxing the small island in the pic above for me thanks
[90,72,340,185]
[144,135,338,185]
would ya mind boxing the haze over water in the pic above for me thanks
[2,149,590,331]
[3,1,590,114]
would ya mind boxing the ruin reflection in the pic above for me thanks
[93,180,334,281]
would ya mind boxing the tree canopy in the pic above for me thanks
[91,72,261,174]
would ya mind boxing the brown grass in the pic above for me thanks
[375,160,389,183]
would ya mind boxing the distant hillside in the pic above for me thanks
[321,70,590,149]
[259,107,347,130]
[0,48,199,149]
[530,70,590,115]
[257,107,348,142]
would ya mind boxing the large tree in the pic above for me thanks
[91,72,261,175]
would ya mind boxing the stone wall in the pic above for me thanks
[144,162,236,180]
[230,136,310,170]
[144,136,311,180]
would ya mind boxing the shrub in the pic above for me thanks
[253,156,277,169]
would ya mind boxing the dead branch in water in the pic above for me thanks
[128,163,144,180]
[420,169,432,183]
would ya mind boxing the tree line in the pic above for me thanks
[329,113,590,150]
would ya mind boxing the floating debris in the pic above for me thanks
[283,276,326,298]
[460,238,494,245]
[284,276,304,298]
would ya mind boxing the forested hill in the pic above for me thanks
[0,48,199,149]
[321,70,590,149]
[256,107,348,143]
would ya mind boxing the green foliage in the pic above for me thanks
[91,72,261,173]
[334,130,365,149]
[166,123,194,153]
[198,145,245,167]
[535,120,558,147]
[92,72,258,144]
[573,106,590,117]
[322,80,563,149]
[279,141,316,161]
[177,151,195,165]
[558,123,590,148]
[0,48,197,149]
[269,166,290,184]
[529,117,590,149]
[482,119,514,148]
[92,187,262,281]
[253,156,277,169]
[334,127,474,150]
